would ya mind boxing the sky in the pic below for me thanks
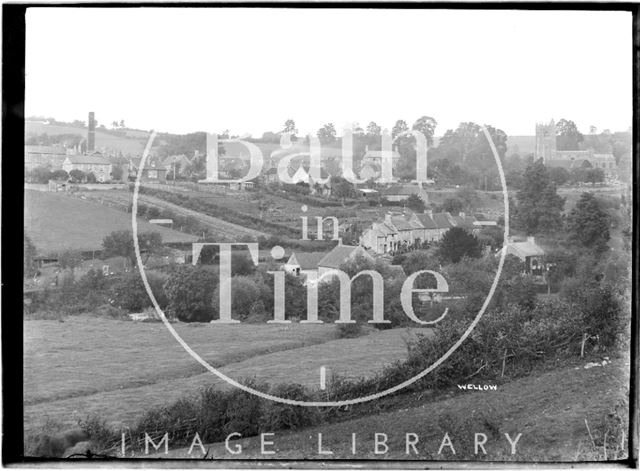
[25,8,632,138]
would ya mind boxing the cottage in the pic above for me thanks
[317,243,373,279]
[284,252,328,276]
[62,154,112,182]
[500,236,546,278]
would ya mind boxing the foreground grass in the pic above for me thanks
[156,358,630,461]
[24,317,420,433]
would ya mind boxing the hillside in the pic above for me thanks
[160,358,630,461]
[25,121,147,156]
[24,189,198,255]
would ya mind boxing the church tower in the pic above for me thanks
[534,119,557,163]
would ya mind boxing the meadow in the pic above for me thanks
[24,317,422,432]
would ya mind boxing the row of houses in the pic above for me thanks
[360,210,485,254]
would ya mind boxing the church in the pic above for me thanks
[534,120,617,178]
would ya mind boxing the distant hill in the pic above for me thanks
[25,121,147,156]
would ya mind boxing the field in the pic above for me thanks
[24,317,424,432]
[77,189,268,239]
[159,358,630,461]
[24,190,198,254]
[26,122,147,156]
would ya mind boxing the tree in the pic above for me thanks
[391,120,409,140]
[566,192,610,253]
[366,122,381,138]
[437,227,482,264]
[515,159,564,234]
[440,197,463,214]
[111,165,124,181]
[405,194,425,212]
[547,166,570,187]
[164,266,218,322]
[317,123,336,144]
[556,118,584,151]
[331,176,354,201]
[28,167,53,183]
[69,169,85,183]
[85,172,97,183]
[24,233,38,277]
[455,186,478,212]
[138,232,164,264]
[51,169,69,181]
[58,249,83,279]
[282,119,298,140]
[102,230,162,267]
[434,122,507,190]
[412,116,437,147]
[585,168,605,185]
[103,230,135,266]
[119,119,125,128]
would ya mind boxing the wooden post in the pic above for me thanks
[501,349,507,377]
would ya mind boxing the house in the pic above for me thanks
[62,154,113,182]
[25,145,68,171]
[263,167,279,184]
[360,220,399,254]
[409,212,440,243]
[162,154,191,176]
[317,243,373,279]
[361,210,462,254]
[500,236,546,279]
[361,149,401,169]
[138,165,168,183]
[284,252,328,276]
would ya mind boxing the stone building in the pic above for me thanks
[534,120,617,177]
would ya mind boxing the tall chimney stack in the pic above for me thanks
[88,112,96,153]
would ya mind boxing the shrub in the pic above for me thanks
[164,266,218,322]
[337,322,362,338]
[222,380,266,436]
[77,413,118,453]
[110,271,168,312]
[259,384,321,431]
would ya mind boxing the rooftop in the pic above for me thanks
[318,244,366,269]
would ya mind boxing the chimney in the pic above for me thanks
[385,213,393,224]
[88,112,96,153]
[423,209,433,217]
[527,236,535,244]
[338,237,343,246]
[460,211,465,218]
[365,145,369,153]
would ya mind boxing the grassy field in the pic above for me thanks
[24,317,422,432]
[159,358,630,461]
[24,190,198,255]
[78,190,268,239]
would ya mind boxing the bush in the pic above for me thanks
[164,266,218,322]
[110,271,168,312]
[259,384,321,431]
[337,322,363,338]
